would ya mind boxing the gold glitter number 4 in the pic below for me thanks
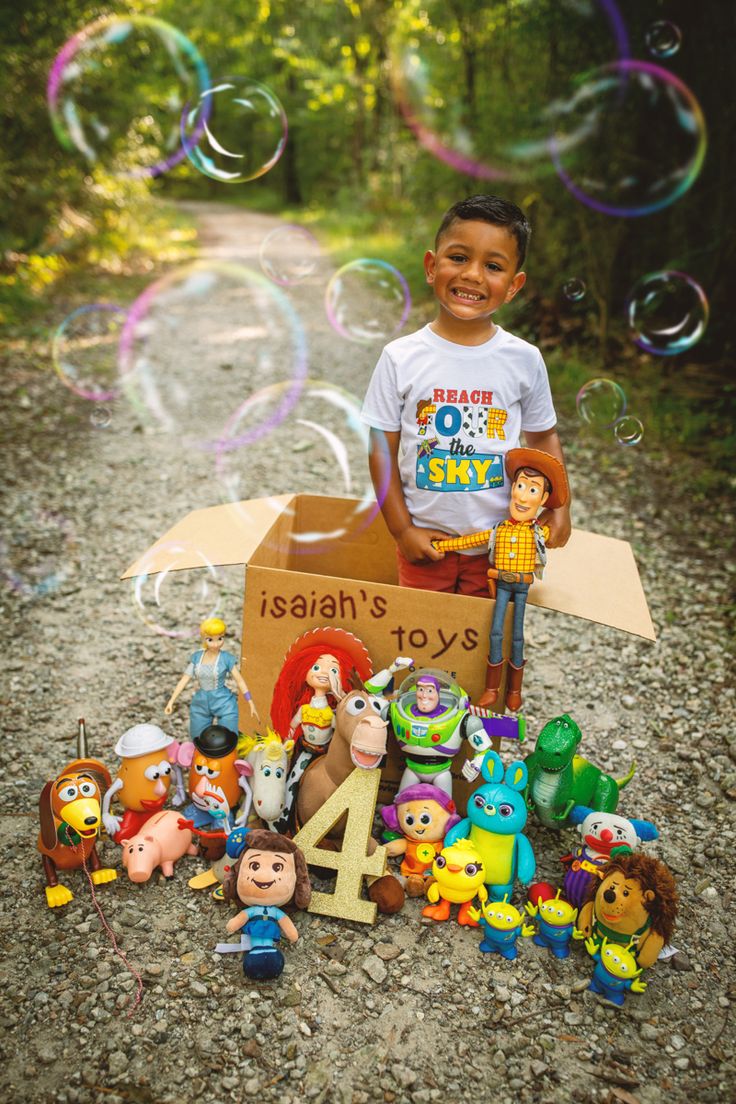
[293,768,388,924]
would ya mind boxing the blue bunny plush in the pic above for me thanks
[445,750,535,901]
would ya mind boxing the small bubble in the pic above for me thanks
[181,77,287,184]
[325,259,411,344]
[626,271,708,356]
[90,405,112,429]
[613,415,644,447]
[259,225,321,286]
[131,542,223,638]
[646,20,682,59]
[53,303,127,402]
[563,278,586,302]
[576,378,627,429]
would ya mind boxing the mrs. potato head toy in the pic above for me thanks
[102,723,185,844]
[38,758,117,908]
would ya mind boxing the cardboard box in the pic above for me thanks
[123,494,655,806]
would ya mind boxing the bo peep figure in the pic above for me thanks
[165,617,259,738]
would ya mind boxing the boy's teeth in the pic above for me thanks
[455,290,482,301]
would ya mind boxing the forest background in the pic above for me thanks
[1,0,734,495]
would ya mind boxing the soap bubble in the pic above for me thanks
[646,20,682,59]
[325,260,411,344]
[259,225,322,286]
[613,415,643,447]
[576,378,627,429]
[90,406,112,429]
[626,271,709,356]
[181,78,287,183]
[53,304,127,402]
[47,15,209,178]
[118,261,307,448]
[563,278,586,302]
[551,60,706,217]
[388,0,629,181]
[215,381,390,556]
[131,541,224,639]
[0,505,79,599]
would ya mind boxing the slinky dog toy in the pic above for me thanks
[38,751,117,908]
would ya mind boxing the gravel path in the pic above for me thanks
[1,201,734,1104]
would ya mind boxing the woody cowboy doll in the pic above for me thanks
[434,448,569,712]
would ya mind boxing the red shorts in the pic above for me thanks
[396,549,491,598]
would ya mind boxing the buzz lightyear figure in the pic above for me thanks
[389,668,492,796]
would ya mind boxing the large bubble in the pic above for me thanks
[0,504,79,599]
[259,225,322,286]
[181,78,287,183]
[131,541,224,639]
[576,378,627,428]
[325,260,411,344]
[214,380,390,556]
[388,0,629,181]
[47,15,210,178]
[52,303,127,402]
[118,261,308,448]
[626,271,709,356]
[551,60,706,216]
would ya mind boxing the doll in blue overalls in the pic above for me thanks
[165,617,259,738]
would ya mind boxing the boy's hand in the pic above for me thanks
[538,502,572,548]
[397,524,450,564]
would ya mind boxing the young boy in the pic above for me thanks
[361,194,572,598]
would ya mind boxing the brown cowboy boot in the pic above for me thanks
[505,661,526,711]
[478,661,504,708]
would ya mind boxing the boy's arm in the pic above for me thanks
[368,429,450,563]
[523,426,572,548]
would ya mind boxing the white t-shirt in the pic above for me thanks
[361,324,556,541]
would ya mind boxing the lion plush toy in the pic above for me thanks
[576,852,678,969]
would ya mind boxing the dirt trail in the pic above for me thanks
[0,201,733,1104]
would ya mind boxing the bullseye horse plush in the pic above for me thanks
[296,689,405,913]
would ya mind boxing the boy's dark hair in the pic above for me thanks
[435,195,531,270]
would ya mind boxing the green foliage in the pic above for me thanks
[0,0,732,475]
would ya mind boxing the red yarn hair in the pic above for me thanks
[270,634,372,741]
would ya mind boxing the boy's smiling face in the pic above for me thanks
[424,219,526,339]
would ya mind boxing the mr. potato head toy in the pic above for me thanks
[102,723,185,844]
[174,723,252,861]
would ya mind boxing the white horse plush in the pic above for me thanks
[237,730,294,828]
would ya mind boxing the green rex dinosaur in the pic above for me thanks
[524,714,635,829]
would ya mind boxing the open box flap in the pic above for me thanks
[120,495,295,579]
[528,528,656,641]
[121,494,655,643]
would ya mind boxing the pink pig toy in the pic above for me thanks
[121,810,198,883]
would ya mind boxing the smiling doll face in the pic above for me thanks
[397,799,453,843]
[236,848,297,907]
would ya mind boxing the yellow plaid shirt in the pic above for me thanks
[494,519,549,573]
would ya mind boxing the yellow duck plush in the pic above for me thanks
[422,838,487,925]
